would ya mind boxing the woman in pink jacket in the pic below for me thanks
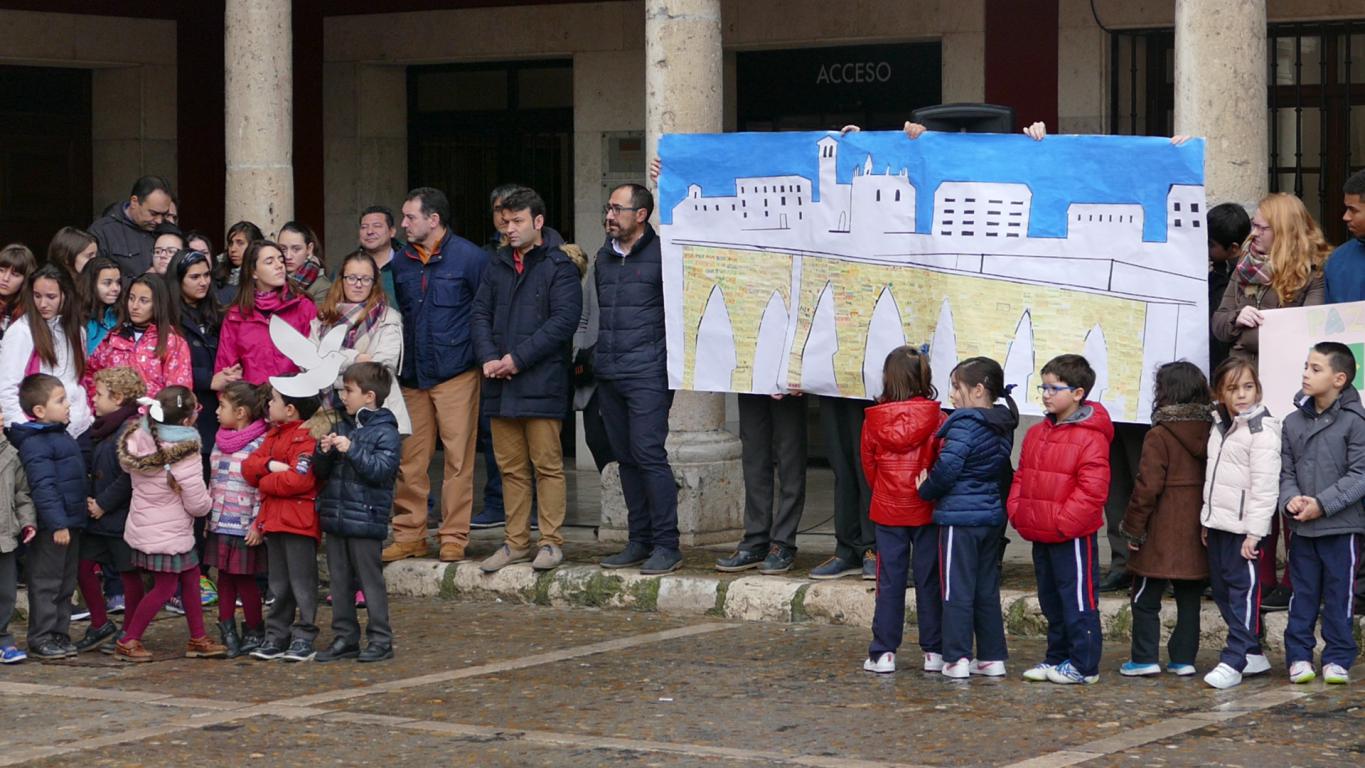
[114,386,226,662]
[82,274,192,410]
[213,240,317,387]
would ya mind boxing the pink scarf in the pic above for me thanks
[215,419,268,453]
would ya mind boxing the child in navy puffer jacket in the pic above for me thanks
[916,356,1019,681]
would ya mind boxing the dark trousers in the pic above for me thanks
[1103,424,1147,574]
[597,375,678,551]
[1206,529,1263,670]
[325,535,391,647]
[738,394,807,552]
[1130,575,1203,666]
[940,524,1007,663]
[871,523,941,657]
[581,390,615,473]
[1033,534,1103,676]
[819,396,872,562]
[1258,515,1293,592]
[0,549,16,647]
[478,407,504,515]
[26,529,80,647]
[1284,532,1361,668]
[264,533,319,646]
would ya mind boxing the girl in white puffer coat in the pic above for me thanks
[1201,357,1282,690]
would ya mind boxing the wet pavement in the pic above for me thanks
[1,598,1360,767]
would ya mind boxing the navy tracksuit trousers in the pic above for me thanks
[1284,532,1362,669]
[1032,533,1103,677]
[870,523,942,658]
[1206,528,1263,671]
[939,524,1007,663]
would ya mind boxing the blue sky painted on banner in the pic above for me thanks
[658,131,1205,243]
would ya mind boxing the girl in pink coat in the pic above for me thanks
[82,274,192,409]
[114,386,226,662]
[213,240,317,387]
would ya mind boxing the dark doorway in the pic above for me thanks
[0,65,93,254]
[408,60,574,244]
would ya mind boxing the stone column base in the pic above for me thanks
[599,430,743,548]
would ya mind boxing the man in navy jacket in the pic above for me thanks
[384,187,489,563]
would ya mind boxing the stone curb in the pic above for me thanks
[384,560,1365,651]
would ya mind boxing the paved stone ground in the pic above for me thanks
[0,598,1360,767]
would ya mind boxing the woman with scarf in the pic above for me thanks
[279,221,332,305]
[1212,193,1329,364]
[309,251,410,434]
[214,240,317,387]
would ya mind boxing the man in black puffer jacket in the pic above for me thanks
[313,363,402,663]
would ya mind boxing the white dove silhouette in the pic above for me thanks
[267,315,349,398]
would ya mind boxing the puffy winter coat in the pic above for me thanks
[207,422,267,538]
[242,415,328,540]
[392,231,489,389]
[1120,404,1212,580]
[1009,402,1114,543]
[117,422,211,556]
[179,300,221,453]
[1201,403,1281,538]
[309,305,411,435]
[0,314,93,437]
[82,323,193,409]
[10,420,87,531]
[85,412,138,538]
[860,398,945,527]
[214,289,318,386]
[0,433,35,553]
[85,307,118,356]
[918,404,1018,527]
[1279,387,1365,538]
[89,204,156,278]
[471,228,584,420]
[593,224,666,381]
[314,407,401,540]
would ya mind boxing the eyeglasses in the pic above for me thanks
[1036,385,1076,395]
[342,275,375,286]
[153,246,179,256]
[602,204,641,216]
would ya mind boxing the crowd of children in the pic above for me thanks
[862,342,1363,689]
[0,361,400,664]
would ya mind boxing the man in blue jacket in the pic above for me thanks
[1324,170,1365,304]
[471,187,582,573]
[594,184,681,574]
[384,187,489,563]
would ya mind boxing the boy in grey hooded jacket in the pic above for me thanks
[0,427,36,662]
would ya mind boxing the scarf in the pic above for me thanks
[90,402,140,442]
[143,418,199,444]
[289,257,324,292]
[1234,250,1272,293]
[330,300,386,348]
[216,418,268,453]
[253,289,291,315]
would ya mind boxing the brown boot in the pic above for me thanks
[115,638,153,663]
[382,539,430,563]
[438,542,466,562]
[185,635,228,658]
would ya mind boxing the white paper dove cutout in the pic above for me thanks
[267,315,349,398]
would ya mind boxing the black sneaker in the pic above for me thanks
[639,547,683,575]
[28,640,68,660]
[469,507,506,529]
[357,643,393,663]
[1098,570,1131,593]
[715,548,765,573]
[809,556,860,580]
[75,622,120,653]
[600,542,651,569]
[758,545,797,575]
[250,639,286,660]
[280,638,316,663]
[314,638,360,663]
[1262,585,1292,612]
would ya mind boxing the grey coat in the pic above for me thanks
[0,434,36,553]
[1279,386,1365,538]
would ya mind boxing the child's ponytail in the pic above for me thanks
[951,356,1017,418]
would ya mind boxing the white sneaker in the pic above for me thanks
[1323,663,1350,685]
[1203,663,1243,689]
[863,652,895,674]
[942,657,971,679]
[1243,654,1271,676]
[969,659,1006,677]
[922,652,944,672]
[1022,662,1055,682]
[1166,663,1197,677]
[1289,660,1316,684]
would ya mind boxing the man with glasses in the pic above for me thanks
[594,184,682,574]
[89,175,175,279]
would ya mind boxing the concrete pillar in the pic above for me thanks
[600,0,744,547]
[225,0,293,236]
[1174,0,1267,205]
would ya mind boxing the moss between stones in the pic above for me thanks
[562,571,624,608]
[1004,598,1048,636]
[790,584,811,623]
[707,580,729,617]
[1107,604,1132,641]
[438,565,459,600]
[529,572,556,606]
[627,578,661,612]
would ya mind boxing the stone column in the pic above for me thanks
[1174,0,1267,206]
[225,0,293,236]
[600,0,743,547]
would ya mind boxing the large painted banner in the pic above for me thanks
[1259,302,1365,418]
[657,131,1208,423]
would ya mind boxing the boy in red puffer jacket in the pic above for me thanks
[1008,354,1113,685]
[860,345,946,675]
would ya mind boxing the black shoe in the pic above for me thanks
[639,547,683,575]
[280,638,316,663]
[315,638,360,663]
[1262,585,1292,612]
[59,639,78,658]
[715,548,765,573]
[28,640,68,660]
[1098,570,1131,593]
[250,638,286,660]
[218,620,242,659]
[239,627,264,656]
[758,545,797,575]
[75,622,119,653]
[99,632,124,655]
[600,542,651,569]
[357,643,393,663]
